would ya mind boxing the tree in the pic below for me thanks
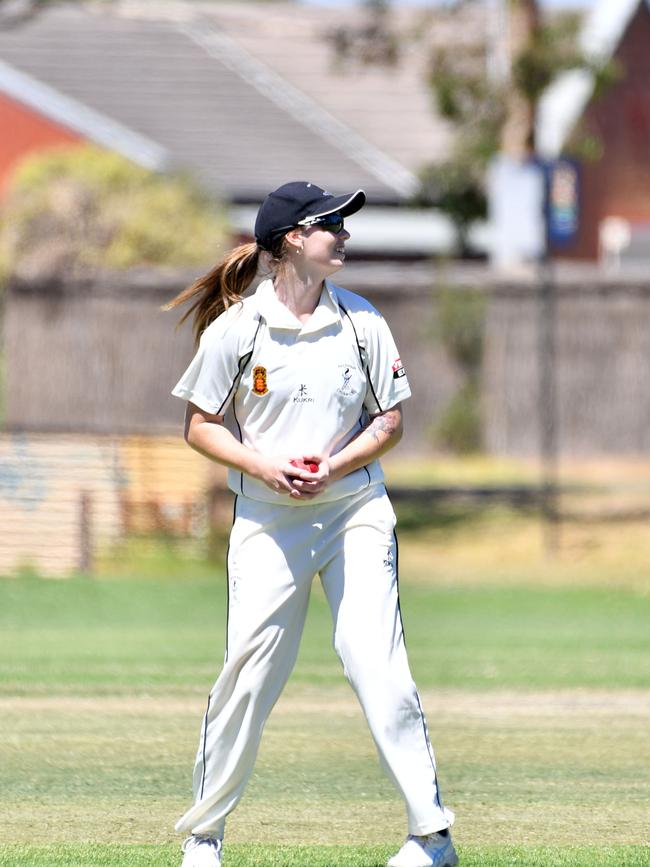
[416,0,615,254]
[327,0,400,68]
[0,144,229,285]
[0,0,49,27]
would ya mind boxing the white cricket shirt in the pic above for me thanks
[172,278,411,505]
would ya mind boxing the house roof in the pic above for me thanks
[0,0,465,204]
[537,0,649,157]
[198,1,461,181]
[0,56,170,170]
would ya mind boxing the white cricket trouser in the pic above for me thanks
[175,485,453,839]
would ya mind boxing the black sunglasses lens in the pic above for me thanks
[322,214,344,232]
[308,214,344,233]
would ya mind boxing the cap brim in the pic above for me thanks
[299,189,366,223]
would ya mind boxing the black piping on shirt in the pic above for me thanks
[237,316,265,496]
[338,302,384,413]
[215,317,264,496]
[216,317,265,416]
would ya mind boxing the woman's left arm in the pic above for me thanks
[330,404,403,480]
[289,404,403,499]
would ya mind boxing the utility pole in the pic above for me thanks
[539,210,560,556]
[500,0,540,160]
[485,0,510,86]
[487,0,560,552]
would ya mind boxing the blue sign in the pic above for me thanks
[545,158,580,247]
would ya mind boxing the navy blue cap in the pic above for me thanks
[254,181,365,251]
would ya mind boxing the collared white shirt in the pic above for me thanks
[172,278,411,505]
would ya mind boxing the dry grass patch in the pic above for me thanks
[398,512,650,592]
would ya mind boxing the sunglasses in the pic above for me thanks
[300,213,345,234]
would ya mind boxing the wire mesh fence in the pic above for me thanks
[2,264,650,575]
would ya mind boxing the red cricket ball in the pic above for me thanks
[289,458,320,473]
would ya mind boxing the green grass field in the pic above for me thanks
[1,559,649,866]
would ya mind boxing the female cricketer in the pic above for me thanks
[167,181,457,867]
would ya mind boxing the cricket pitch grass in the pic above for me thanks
[1,565,649,866]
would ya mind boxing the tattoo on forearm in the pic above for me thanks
[365,412,399,445]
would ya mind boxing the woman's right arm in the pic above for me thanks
[184,402,297,496]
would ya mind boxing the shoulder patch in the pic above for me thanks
[392,358,406,379]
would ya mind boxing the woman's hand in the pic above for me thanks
[184,406,302,496]
[285,456,330,500]
[184,400,403,502]
[252,454,306,496]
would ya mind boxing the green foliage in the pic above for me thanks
[422,6,613,249]
[564,58,622,162]
[421,42,503,251]
[432,287,486,453]
[0,144,228,283]
[569,132,604,162]
[429,9,587,134]
[327,0,399,67]
[416,162,488,256]
[436,286,485,372]
[512,12,584,101]
[434,381,482,454]
[590,56,624,101]
[428,45,505,156]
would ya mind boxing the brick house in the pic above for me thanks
[539,0,650,263]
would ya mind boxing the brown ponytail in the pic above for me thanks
[164,242,260,344]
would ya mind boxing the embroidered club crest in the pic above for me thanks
[252,365,269,396]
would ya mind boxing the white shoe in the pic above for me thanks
[180,836,222,867]
[387,831,458,867]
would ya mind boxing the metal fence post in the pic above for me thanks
[79,490,94,574]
